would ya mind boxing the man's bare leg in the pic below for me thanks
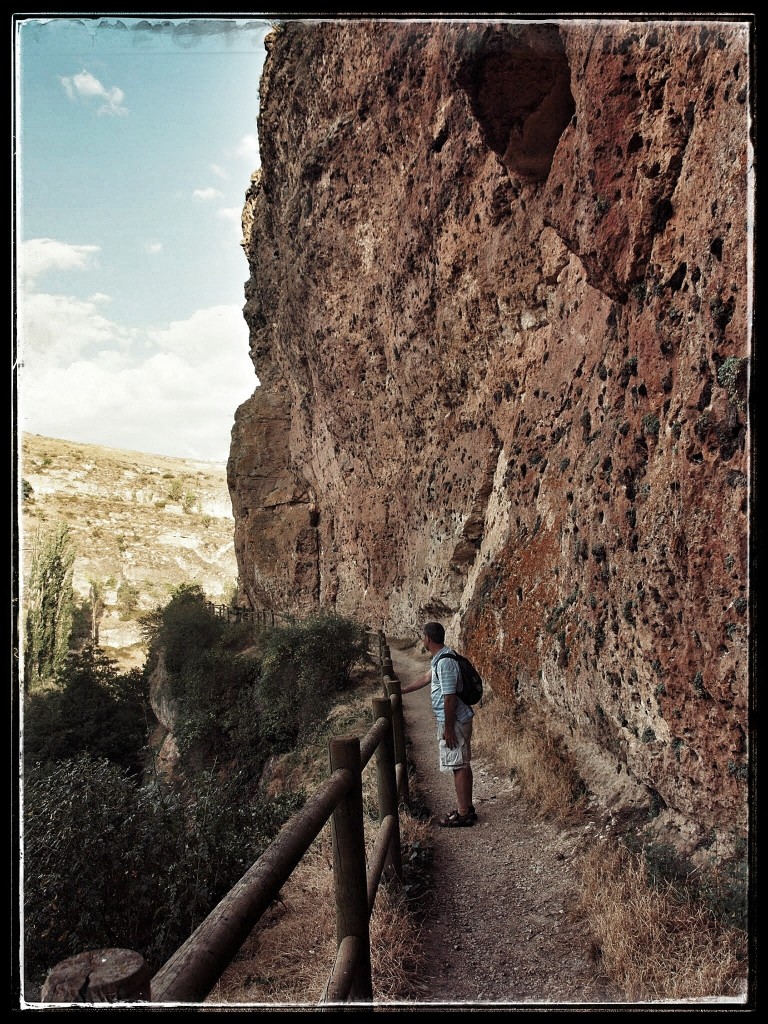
[454,764,473,816]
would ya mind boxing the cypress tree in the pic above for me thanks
[23,523,76,690]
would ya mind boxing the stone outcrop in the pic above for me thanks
[228,19,752,854]
[147,651,182,780]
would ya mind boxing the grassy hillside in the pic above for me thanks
[18,433,239,669]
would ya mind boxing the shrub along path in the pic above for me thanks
[389,638,622,1009]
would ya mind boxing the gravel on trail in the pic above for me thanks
[389,639,622,1010]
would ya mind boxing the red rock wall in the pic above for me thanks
[229,18,752,849]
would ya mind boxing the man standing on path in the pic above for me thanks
[401,621,476,827]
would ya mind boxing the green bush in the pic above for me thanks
[140,593,369,779]
[259,613,369,691]
[23,644,150,776]
[172,646,259,763]
[23,755,302,987]
[22,595,369,994]
[116,580,140,620]
[140,585,260,776]
[255,614,370,749]
[167,478,184,502]
[70,597,94,646]
[141,584,226,674]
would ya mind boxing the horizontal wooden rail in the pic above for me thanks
[366,814,397,913]
[322,935,361,1006]
[151,766,356,1003]
[359,711,390,767]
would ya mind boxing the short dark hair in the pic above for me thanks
[423,621,445,644]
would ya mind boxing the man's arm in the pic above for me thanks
[401,668,431,694]
[443,693,458,748]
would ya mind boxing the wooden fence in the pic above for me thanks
[206,602,277,627]
[39,633,411,1008]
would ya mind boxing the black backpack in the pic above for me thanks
[435,650,484,706]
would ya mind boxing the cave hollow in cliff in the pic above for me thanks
[456,23,575,182]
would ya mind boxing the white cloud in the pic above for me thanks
[211,163,228,180]
[20,238,100,287]
[60,69,128,117]
[237,133,260,165]
[147,305,247,362]
[145,242,163,255]
[192,187,223,200]
[215,207,246,242]
[19,291,135,366]
[19,299,258,462]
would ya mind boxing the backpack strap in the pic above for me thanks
[433,650,462,691]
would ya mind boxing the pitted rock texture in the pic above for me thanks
[228,19,752,855]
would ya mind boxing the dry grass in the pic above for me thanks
[206,684,747,1007]
[204,670,431,1009]
[368,816,432,1003]
[472,691,749,1002]
[206,831,337,1006]
[578,840,748,1001]
[205,810,430,1008]
[472,692,587,822]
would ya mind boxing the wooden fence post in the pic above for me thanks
[383,676,410,807]
[41,949,152,1004]
[372,697,403,886]
[328,737,372,1002]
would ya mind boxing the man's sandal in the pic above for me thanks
[437,809,476,827]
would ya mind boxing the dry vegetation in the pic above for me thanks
[202,671,748,1007]
[205,667,432,1008]
[578,843,747,1001]
[206,813,431,1008]
[472,696,749,1003]
[473,696,589,826]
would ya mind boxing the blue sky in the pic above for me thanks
[15,16,272,462]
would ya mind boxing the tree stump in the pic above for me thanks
[41,948,152,1004]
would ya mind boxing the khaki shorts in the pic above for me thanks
[437,718,473,773]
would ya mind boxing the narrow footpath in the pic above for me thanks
[388,638,621,1009]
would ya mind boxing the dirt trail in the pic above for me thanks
[389,639,621,1009]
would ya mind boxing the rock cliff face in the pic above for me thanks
[228,19,752,852]
[21,434,238,669]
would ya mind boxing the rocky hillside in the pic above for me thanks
[228,19,752,860]
[19,433,238,669]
